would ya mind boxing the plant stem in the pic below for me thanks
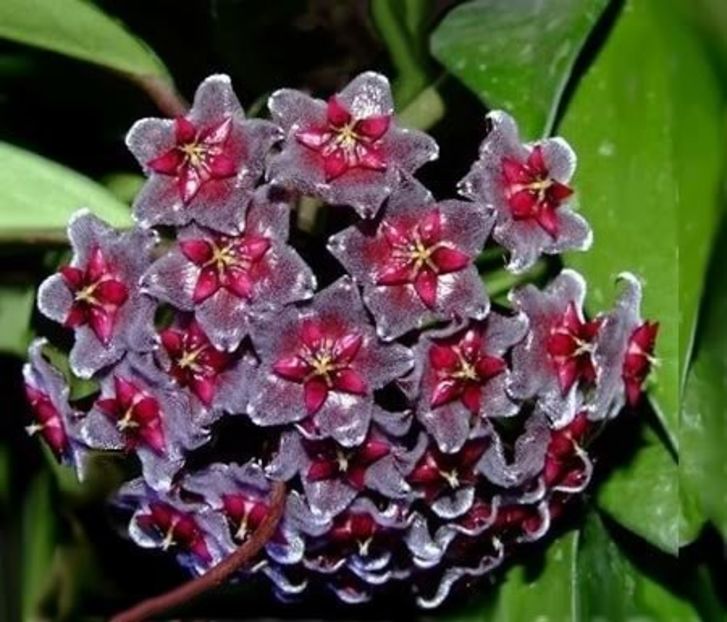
[110,480,286,622]
[370,0,429,106]
[128,74,189,117]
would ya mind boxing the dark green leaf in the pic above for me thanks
[560,0,723,446]
[431,0,609,139]
[0,142,131,243]
[597,428,679,554]
[578,512,699,621]
[479,530,580,621]
[0,0,167,78]
[681,221,727,541]
[22,472,57,621]
[0,285,34,356]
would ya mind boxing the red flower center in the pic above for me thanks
[148,117,238,203]
[137,502,211,562]
[428,327,506,413]
[60,247,129,345]
[375,210,471,309]
[545,302,601,394]
[544,412,590,488]
[160,321,231,406]
[305,436,390,489]
[623,321,659,406]
[24,385,69,458]
[408,440,488,499]
[180,234,271,304]
[221,493,271,543]
[330,512,380,556]
[272,321,368,415]
[96,377,166,453]
[501,145,573,238]
[296,96,391,181]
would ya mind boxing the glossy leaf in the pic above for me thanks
[479,530,580,621]
[681,222,727,541]
[578,512,700,621]
[431,0,609,139]
[559,0,723,447]
[0,0,167,78]
[597,428,679,554]
[0,142,131,242]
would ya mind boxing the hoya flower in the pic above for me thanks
[23,339,89,477]
[126,74,281,233]
[508,269,600,426]
[593,273,659,417]
[114,478,232,575]
[478,414,550,489]
[37,211,157,378]
[182,462,317,566]
[303,498,410,589]
[267,72,438,218]
[142,186,316,350]
[407,436,489,519]
[406,312,528,452]
[458,110,591,273]
[81,357,209,490]
[543,413,593,493]
[153,315,257,419]
[271,428,413,519]
[246,277,413,446]
[329,177,493,340]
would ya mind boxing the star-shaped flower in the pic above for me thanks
[543,412,592,493]
[458,110,591,273]
[271,428,412,519]
[37,211,157,378]
[407,312,528,452]
[246,277,413,446]
[153,316,256,419]
[267,72,438,218]
[126,74,281,233]
[508,269,601,426]
[81,357,209,490]
[114,478,232,575]
[592,273,659,418]
[329,177,493,340]
[182,462,313,566]
[141,186,316,351]
[23,339,89,477]
[407,436,488,519]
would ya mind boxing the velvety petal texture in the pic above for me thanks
[37,210,157,378]
[329,176,493,340]
[23,72,659,610]
[23,339,90,477]
[246,277,413,446]
[81,356,209,490]
[458,110,591,273]
[141,186,316,351]
[127,74,281,234]
[267,72,438,219]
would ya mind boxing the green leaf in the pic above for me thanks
[431,0,609,139]
[22,472,58,621]
[479,530,580,621]
[0,0,167,78]
[0,142,131,242]
[578,512,700,621]
[0,285,34,356]
[559,0,724,447]
[681,222,727,541]
[597,428,679,554]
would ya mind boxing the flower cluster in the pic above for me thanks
[25,73,658,608]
